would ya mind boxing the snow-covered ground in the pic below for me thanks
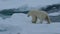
[0,13,60,34]
[48,11,60,16]
[0,0,60,34]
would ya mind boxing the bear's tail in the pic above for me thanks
[46,16,51,24]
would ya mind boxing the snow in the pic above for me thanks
[48,11,60,16]
[0,0,60,34]
[0,13,60,34]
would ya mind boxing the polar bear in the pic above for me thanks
[27,9,51,24]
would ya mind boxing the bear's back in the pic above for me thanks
[29,9,48,15]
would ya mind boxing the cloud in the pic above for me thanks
[0,0,60,10]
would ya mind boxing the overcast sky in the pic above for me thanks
[0,0,60,10]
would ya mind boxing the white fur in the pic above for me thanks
[27,9,50,24]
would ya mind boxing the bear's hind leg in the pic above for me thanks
[45,16,50,24]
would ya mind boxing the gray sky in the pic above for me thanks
[0,0,60,10]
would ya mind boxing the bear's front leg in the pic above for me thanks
[32,16,37,24]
